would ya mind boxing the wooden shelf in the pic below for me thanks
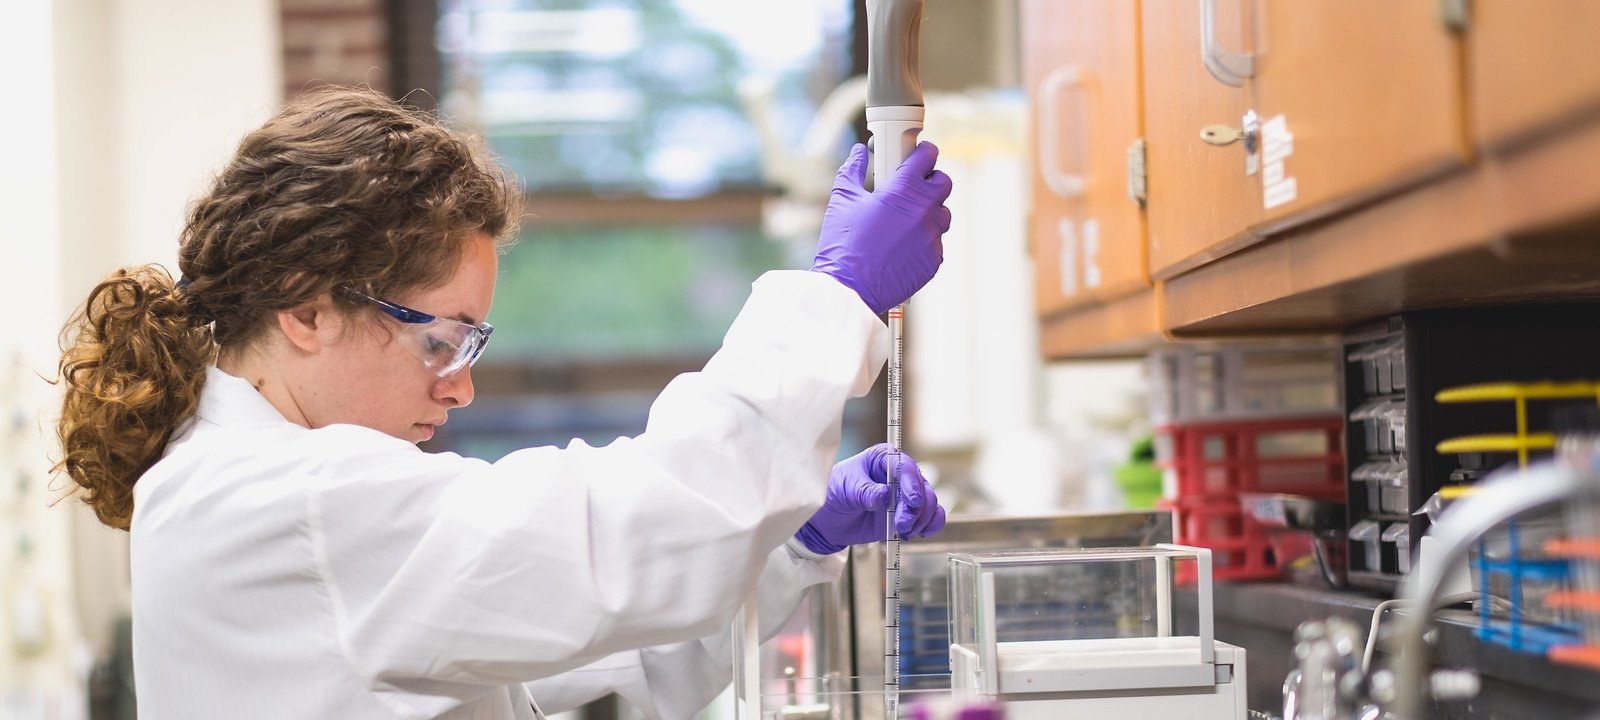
[1159,110,1600,337]
[1038,287,1164,359]
[1041,109,1600,359]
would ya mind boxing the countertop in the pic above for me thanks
[1213,581,1600,718]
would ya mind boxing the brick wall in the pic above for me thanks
[280,0,391,100]
[279,0,438,108]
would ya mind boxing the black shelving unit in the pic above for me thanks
[1341,305,1600,593]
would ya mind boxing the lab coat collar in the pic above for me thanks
[196,366,295,429]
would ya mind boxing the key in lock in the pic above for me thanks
[1199,111,1260,175]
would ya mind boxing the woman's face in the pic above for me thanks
[307,234,499,444]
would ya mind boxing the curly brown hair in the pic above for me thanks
[56,86,520,530]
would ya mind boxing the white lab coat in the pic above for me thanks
[522,541,841,718]
[129,271,885,719]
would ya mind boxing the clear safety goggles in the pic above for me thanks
[346,288,493,378]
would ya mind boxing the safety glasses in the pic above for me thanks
[346,288,493,378]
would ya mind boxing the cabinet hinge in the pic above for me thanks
[1126,138,1148,208]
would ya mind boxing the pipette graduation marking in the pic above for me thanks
[884,306,905,718]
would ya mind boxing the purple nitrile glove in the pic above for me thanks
[794,443,948,556]
[810,141,955,315]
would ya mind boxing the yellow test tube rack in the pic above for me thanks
[1434,381,1600,667]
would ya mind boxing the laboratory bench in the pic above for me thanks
[1214,581,1600,719]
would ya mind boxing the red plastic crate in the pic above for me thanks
[1158,415,1346,499]
[1159,497,1280,581]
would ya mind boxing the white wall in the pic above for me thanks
[0,1,281,713]
[908,89,1072,513]
[1,3,77,716]
[906,90,1150,515]
[107,0,285,273]
[1042,360,1149,511]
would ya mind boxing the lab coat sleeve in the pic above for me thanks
[524,541,846,719]
[305,271,887,714]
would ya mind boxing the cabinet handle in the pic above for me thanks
[1199,0,1254,87]
[1038,64,1087,199]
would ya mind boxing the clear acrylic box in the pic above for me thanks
[946,545,1247,719]
[727,512,1176,720]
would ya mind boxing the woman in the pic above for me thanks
[55,86,952,719]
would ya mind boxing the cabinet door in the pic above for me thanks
[1251,0,1467,225]
[1023,0,1089,314]
[1141,0,1261,279]
[1071,0,1148,301]
[1471,0,1600,150]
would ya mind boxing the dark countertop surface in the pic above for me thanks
[1214,581,1600,718]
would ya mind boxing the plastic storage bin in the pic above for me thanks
[1162,497,1276,581]
[1157,416,1346,582]
[1382,522,1412,575]
[1159,416,1347,498]
[1147,342,1341,426]
[1147,342,1346,587]
[1349,519,1384,575]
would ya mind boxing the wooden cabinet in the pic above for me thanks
[1141,0,1260,279]
[1058,0,1148,301]
[1023,0,1086,314]
[1141,0,1466,278]
[1250,0,1468,226]
[1034,0,1600,359]
[1470,0,1600,151]
[1024,0,1149,313]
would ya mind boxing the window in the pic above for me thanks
[424,0,868,460]
[437,0,854,197]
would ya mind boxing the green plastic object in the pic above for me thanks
[1114,435,1163,509]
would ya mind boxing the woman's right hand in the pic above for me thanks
[809,141,954,315]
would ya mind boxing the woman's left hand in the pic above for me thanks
[793,443,946,555]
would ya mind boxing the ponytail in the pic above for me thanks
[53,87,519,530]
[55,265,216,530]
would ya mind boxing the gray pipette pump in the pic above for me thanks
[866,0,925,190]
